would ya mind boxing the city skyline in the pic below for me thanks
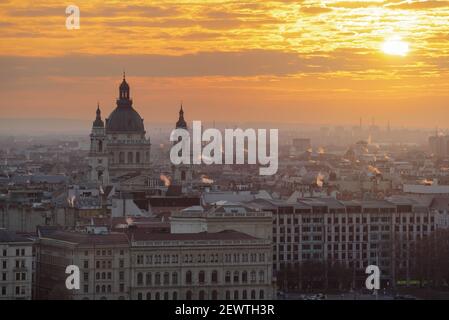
[1,1,449,127]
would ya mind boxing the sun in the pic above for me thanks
[381,36,409,56]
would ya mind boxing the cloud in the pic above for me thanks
[385,0,449,9]
[0,48,423,84]
[300,6,333,15]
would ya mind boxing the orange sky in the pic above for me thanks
[1,0,449,127]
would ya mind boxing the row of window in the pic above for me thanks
[135,270,266,286]
[0,286,27,296]
[1,248,26,257]
[276,215,434,225]
[82,259,125,269]
[136,253,266,265]
[136,289,266,300]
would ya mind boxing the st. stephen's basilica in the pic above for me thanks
[87,74,192,189]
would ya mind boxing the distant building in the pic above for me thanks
[290,138,311,156]
[429,134,449,157]
[0,229,34,300]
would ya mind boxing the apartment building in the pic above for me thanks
[245,197,436,286]
[35,229,130,300]
[0,229,34,300]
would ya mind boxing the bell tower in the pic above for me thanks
[172,103,193,186]
[88,103,109,184]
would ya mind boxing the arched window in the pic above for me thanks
[146,292,151,300]
[146,273,152,285]
[172,291,178,300]
[137,293,143,300]
[155,292,160,300]
[233,271,239,283]
[107,285,111,293]
[186,291,193,300]
[259,290,264,299]
[185,271,192,284]
[155,272,161,285]
[212,290,218,300]
[136,152,140,164]
[128,152,133,163]
[226,290,231,300]
[234,290,239,300]
[96,272,100,280]
[137,273,143,285]
[164,292,169,300]
[98,140,103,152]
[95,285,100,293]
[163,272,170,285]
[225,271,231,283]
[251,290,256,299]
[259,270,264,283]
[172,272,178,285]
[199,271,205,284]
[101,285,106,293]
[242,290,247,300]
[242,271,248,283]
[102,272,106,280]
[119,152,125,164]
[199,290,206,300]
[211,270,218,283]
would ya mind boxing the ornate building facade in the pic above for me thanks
[88,75,151,184]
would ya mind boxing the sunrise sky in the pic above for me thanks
[1,0,449,127]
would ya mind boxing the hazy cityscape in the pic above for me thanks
[0,75,449,301]
[2,0,449,306]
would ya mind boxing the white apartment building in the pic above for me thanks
[35,229,131,300]
[0,229,34,300]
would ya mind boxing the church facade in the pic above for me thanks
[88,74,151,185]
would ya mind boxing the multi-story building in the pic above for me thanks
[35,227,273,300]
[245,197,437,287]
[0,229,34,300]
[35,229,130,300]
[130,230,273,300]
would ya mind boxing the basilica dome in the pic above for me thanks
[106,106,144,133]
[105,74,145,134]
